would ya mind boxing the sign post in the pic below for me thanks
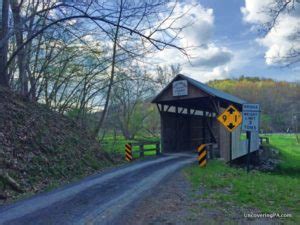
[246,131,251,172]
[242,104,260,173]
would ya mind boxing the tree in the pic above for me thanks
[108,69,155,139]
[262,0,300,65]
[10,0,28,96]
[0,0,9,86]
[0,0,190,140]
[155,64,182,91]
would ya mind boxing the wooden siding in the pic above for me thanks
[232,128,260,159]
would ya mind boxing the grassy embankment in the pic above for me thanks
[0,86,114,203]
[185,134,300,223]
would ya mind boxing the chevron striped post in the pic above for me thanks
[125,143,133,162]
[197,144,207,167]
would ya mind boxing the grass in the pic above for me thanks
[185,134,300,223]
[267,134,300,177]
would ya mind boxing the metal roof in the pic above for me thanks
[152,74,247,105]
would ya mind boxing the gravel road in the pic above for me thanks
[0,153,195,225]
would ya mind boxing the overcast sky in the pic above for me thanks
[152,0,300,82]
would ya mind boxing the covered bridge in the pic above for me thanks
[152,74,259,162]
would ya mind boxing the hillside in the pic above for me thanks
[0,87,114,204]
[208,77,300,132]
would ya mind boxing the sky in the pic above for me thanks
[153,0,300,82]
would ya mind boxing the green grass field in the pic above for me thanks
[185,134,300,223]
[267,134,300,177]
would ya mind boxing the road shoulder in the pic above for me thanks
[114,168,281,225]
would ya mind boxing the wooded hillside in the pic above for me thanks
[0,86,113,203]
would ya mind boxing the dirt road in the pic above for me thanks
[0,154,195,225]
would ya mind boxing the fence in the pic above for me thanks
[130,141,161,158]
[99,140,161,160]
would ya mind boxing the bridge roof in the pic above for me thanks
[152,74,246,106]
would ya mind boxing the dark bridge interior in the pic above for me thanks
[155,100,218,152]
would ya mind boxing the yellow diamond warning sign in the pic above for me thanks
[217,105,242,132]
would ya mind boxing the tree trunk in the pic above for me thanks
[93,1,123,138]
[10,0,28,97]
[0,0,9,87]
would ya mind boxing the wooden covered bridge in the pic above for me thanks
[152,74,259,162]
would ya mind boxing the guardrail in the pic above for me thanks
[130,141,161,158]
[259,136,270,144]
[196,143,218,159]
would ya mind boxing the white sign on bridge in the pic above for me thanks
[242,104,260,132]
[172,80,188,96]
